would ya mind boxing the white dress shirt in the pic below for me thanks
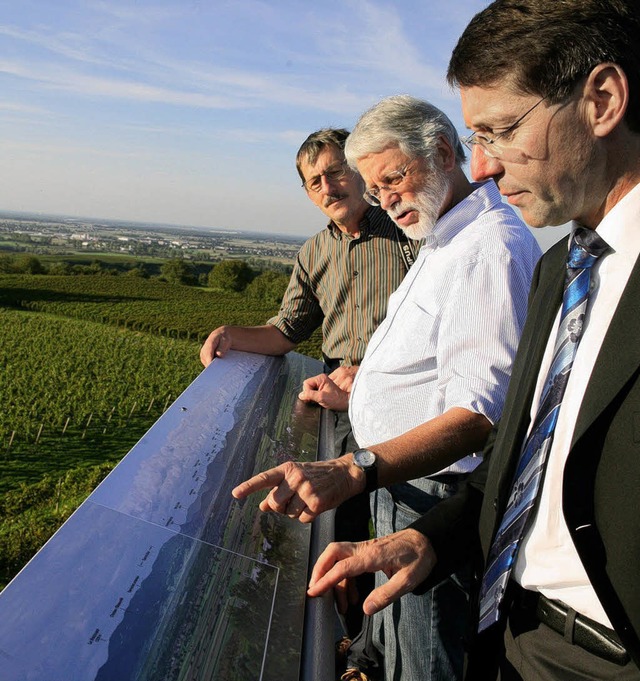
[349,181,542,483]
[514,181,640,627]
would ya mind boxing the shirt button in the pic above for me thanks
[353,271,359,276]
[493,497,498,510]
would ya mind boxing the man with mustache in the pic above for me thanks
[200,128,416,376]
[234,96,541,680]
[200,127,418,639]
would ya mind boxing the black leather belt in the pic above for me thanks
[535,595,629,665]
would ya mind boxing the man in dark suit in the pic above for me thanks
[307,1,640,678]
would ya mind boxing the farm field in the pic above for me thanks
[0,274,280,342]
[0,271,322,588]
[0,307,202,487]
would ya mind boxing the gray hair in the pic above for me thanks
[345,95,465,168]
[296,128,350,183]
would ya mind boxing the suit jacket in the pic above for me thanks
[412,234,640,670]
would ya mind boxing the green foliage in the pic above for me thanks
[0,254,13,273]
[0,273,282,342]
[0,463,115,588]
[245,270,289,306]
[48,261,72,276]
[125,265,149,278]
[0,307,204,497]
[0,268,323,587]
[0,308,200,441]
[207,259,254,292]
[9,254,46,274]
[160,257,197,285]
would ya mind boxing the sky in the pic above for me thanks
[0,0,568,249]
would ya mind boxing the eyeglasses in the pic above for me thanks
[460,96,547,161]
[363,164,411,206]
[302,162,350,192]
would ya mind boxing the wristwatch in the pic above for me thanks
[352,448,378,493]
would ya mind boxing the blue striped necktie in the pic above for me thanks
[478,227,609,633]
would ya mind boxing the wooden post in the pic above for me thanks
[82,413,93,439]
[104,406,116,434]
[55,477,63,513]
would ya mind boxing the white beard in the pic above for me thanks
[388,169,451,240]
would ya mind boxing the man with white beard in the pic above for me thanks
[233,96,541,680]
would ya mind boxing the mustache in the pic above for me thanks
[323,194,347,208]
[387,201,416,220]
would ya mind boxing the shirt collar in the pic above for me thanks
[327,206,376,240]
[570,181,640,268]
[424,180,501,249]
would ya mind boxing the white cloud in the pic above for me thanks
[0,24,114,68]
[0,100,48,114]
[0,0,486,233]
[86,0,187,24]
[325,0,446,92]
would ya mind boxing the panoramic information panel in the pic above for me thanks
[0,351,327,681]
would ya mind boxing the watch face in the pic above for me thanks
[354,449,376,468]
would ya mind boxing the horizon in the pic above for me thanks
[0,1,568,251]
[0,1,483,235]
[0,204,569,254]
[0,207,307,241]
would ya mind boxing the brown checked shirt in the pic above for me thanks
[269,206,419,365]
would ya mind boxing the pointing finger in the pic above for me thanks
[232,467,285,499]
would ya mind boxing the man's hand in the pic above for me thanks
[328,365,359,393]
[232,457,364,522]
[307,529,437,616]
[200,326,233,366]
[298,373,349,411]
[199,325,296,367]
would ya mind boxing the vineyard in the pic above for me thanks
[0,273,282,341]
[0,271,322,588]
[0,308,201,484]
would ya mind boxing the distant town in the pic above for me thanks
[0,210,306,265]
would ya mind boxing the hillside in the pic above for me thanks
[0,272,322,587]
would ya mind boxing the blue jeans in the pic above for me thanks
[371,479,470,681]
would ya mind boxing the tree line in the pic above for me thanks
[0,252,292,301]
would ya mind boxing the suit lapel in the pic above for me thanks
[573,256,640,443]
[488,243,567,505]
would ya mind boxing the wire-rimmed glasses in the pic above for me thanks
[302,163,349,193]
[363,165,411,206]
[460,96,547,162]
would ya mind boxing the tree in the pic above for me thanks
[160,258,196,285]
[207,260,254,292]
[13,255,45,275]
[245,271,289,306]
[125,265,149,278]
[0,255,13,273]
[48,261,72,276]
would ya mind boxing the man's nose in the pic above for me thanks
[319,174,339,194]
[470,145,504,182]
[379,188,401,211]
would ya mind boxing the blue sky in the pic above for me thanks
[0,0,485,234]
[0,0,567,248]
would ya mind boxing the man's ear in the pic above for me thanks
[434,135,457,172]
[584,62,629,138]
